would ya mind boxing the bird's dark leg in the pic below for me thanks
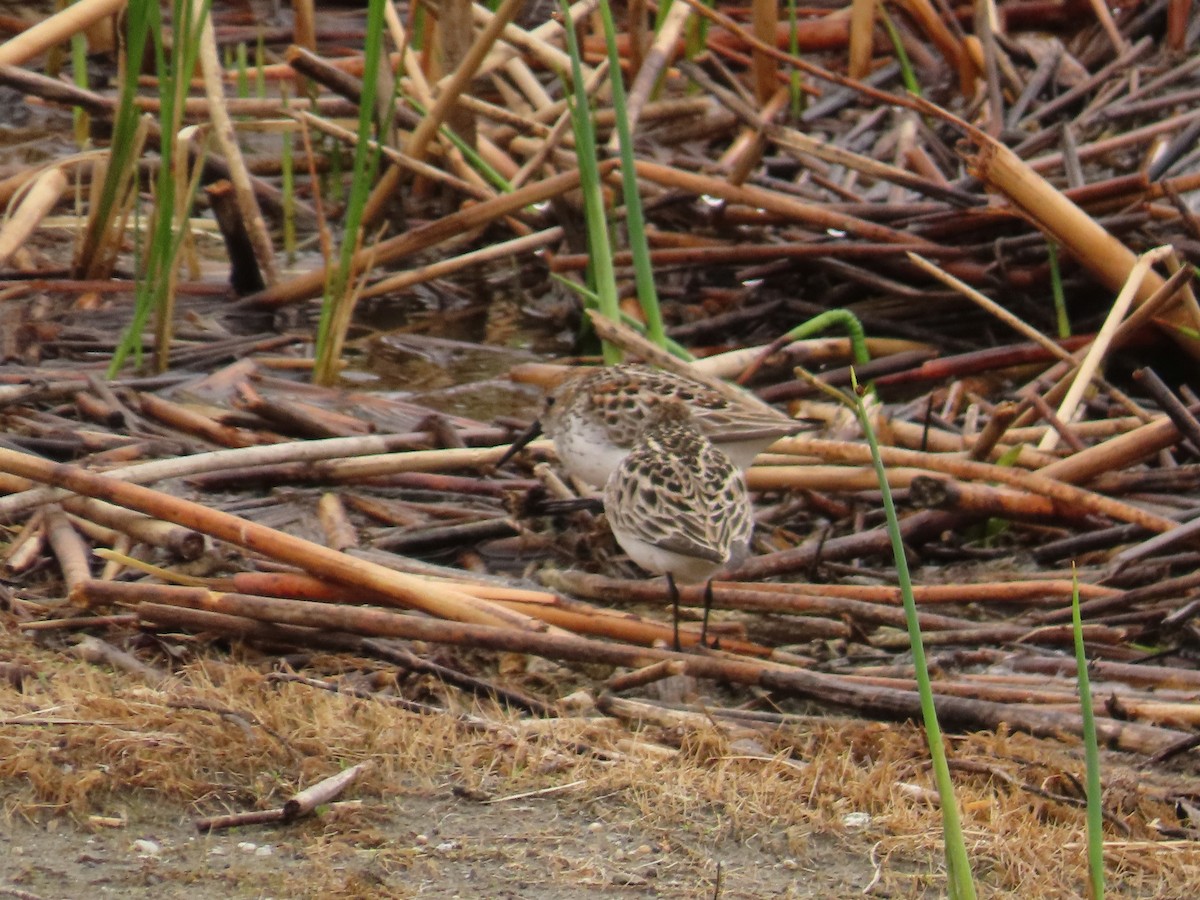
[667,573,681,651]
[700,579,715,648]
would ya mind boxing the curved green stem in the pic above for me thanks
[782,309,870,367]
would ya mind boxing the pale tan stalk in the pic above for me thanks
[0,0,124,65]
[293,0,316,50]
[511,60,608,188]
[194,3,277,284]
[362,227,563,298]
[635,160,938,246]
[1036,415,1184,484]
[465,3,574,97]
[407,0,524,164]
[362,0,523,227]
[628,0,648,75]
[385,1,433,106]
[722,87,789,185]
[965,132,1200,359]
[0,167,66,267]
[248,163,595,307]
[896,0,973,89]
[0,432,486,520]
[1085,0,1129,53]
[847,0,875,80]
[907,251,1148,420]
[295,445,512,480]
[471,0,598,84]
[0,447,542,629]
[1039,246,1172,450]
[752,0,781,100]
[769,435,1179,533]
[747,466,927,493]
[290,111,490,200]
[502,59,553,110]
[691,338,928,379]
[611,0,692,153]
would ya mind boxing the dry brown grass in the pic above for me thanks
[3,613,1200,897]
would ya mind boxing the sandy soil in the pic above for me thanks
[2,788,888,898]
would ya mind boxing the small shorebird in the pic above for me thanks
[499,363,807,488]
[602,401,753,649]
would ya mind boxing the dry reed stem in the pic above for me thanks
[290,110,493,200]
[64,496,207,559]
[747,464,926,493]
[614,0,692,153]
[716,579,1117,604]
[0,166,66,267]
[193,5,277,285]
[965,134,1200,359]
[0,447,541,630]
[847,0,876,80]
[720,86,788,185]
[898,0,973,89]
[0,430,469,520]
[246,163,598,307]
[769,126,972,204]
[227,569,764,653]
[466,2,579,90]
[909,475,1095,523]
[547,570,977,632]
[770,435,1179,533]
[362,227,563,298]
[126,580,1191,753]
[906,251,1141,416]
[45,505,90,591]
[364,0,524,227]
[634,160,936,246]
[1040,246,1173,450]
[0,0,124,65]
[511,59,608,188]
[470,0,597,85]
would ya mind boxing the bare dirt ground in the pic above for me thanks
[4,625,1199,899]
[2,791,884,899]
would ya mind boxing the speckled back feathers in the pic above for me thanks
[602,404,752,582]
[543,364,805,485]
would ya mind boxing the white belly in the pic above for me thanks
[553,419,629,487]
[609,525,726,583]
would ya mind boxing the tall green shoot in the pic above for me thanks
[1048,241,1071,338]
[109,0,209,375]
[312,0,389,385]
[597,0,665,349]
[851,370,976,899]
[75,0,155,280]
[559,0,621,364]
[1071,565,1105,899]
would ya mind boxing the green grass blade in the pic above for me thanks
[313,0,388,384]
[558,0,621,364]
[1071,565,1105,899]
[596,0,665,350]
[878,3,920,97]
[851,370,975,899]
[1048,241,1070,338]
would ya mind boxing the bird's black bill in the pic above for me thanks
[494,418,543,470]
[667,573,681,652]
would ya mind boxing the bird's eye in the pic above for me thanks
[545,396,556,407]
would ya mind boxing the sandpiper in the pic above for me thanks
[602,400,753,649]
[499,363,806,488]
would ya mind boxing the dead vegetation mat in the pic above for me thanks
[5,0,1200,897]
